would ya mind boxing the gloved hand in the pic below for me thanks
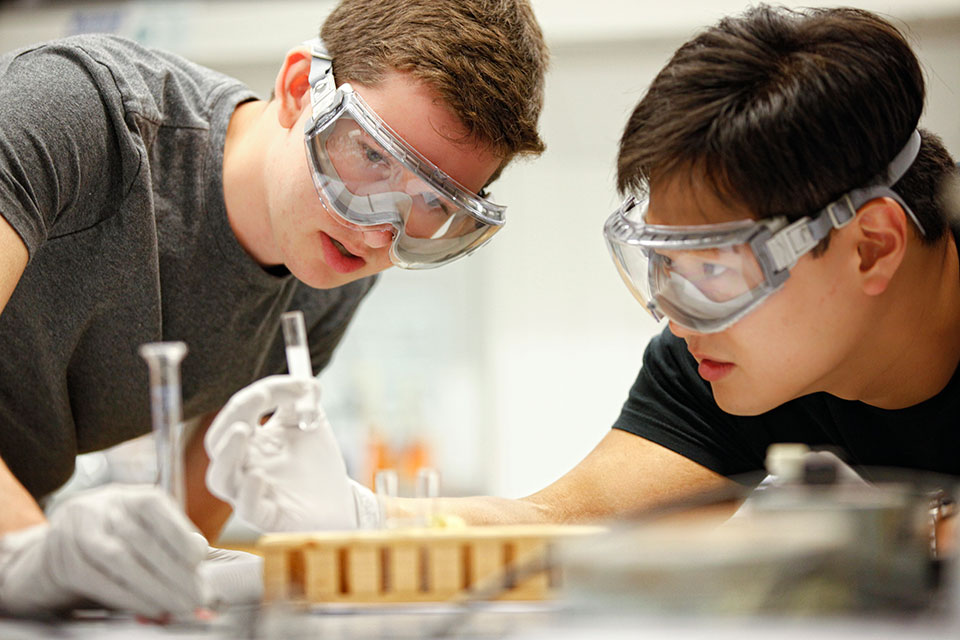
[199,546,263,609]
[205,375,379,532]
[0,484,207,618]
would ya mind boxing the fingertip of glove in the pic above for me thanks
[205,417,253,458]
[185,535,209,566]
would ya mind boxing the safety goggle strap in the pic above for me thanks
[763,204,846,273]
[764,130,924,272]
[307,38,338,120]
[855,129,925,236]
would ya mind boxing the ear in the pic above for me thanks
[852,197,909,296]
[273,46,313,130]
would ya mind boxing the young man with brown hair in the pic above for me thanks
[210,5,959,538]
[0,0,547,617]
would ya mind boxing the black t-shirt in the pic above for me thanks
[613,324,960,485]
[614,221,960,485]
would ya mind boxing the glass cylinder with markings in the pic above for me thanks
[139,341,188,511]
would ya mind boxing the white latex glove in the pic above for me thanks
[205,375,378,532]
[0,484,207,618]
[199,546,263,609]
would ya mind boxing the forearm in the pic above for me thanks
[184,411,232,541]
[388,494,556,526]
[387,431,740,528]
[385,472,651,527]
[0,215,39,534]
[0,455,46,534]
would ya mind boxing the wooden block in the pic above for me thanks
[502,537,549,600]
[303,546,338,601]
[468,539,505,591]
[345,543,381,599]
[387,542,420,595]
[262,548,291,602]
[426,541,462,597]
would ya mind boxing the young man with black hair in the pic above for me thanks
[600,4,960,496]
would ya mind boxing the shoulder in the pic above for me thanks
[2,35,158,92]
[3,35,252,127]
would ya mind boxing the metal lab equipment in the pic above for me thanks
[560,456,948,619]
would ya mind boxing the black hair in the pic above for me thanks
[617,4,957,245]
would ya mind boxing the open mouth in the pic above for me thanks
[320,232,366,274]
[697,358,734,382]
[329,237,357,258]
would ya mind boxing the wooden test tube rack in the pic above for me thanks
[258,525,601,605]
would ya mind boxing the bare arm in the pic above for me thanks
[0,456,46,534]
[392,429,740,526]
[0,215,26,309]
[184,410,233,541]
[0,213,38,533]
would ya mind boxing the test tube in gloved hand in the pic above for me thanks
[139,341,188,511]
[281,310,320,431]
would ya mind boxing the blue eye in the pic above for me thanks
[362,144,386,164]
[701,263,729,278]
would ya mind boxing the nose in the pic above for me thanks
[402,176,433,198]
[362,228,394,249]
[330,214,394,249]
[667,319,698,339]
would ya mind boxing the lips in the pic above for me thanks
[697,358,734,382]
[320,232,366,274]
[689,349,735,382]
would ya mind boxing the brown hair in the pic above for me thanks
[617,4,957,245]
[321,0,548,180]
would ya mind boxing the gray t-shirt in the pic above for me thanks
[0,35,376,499]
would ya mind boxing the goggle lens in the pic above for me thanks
[304,82,505,269]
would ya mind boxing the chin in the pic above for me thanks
[286,263,351,289]
[297,261,392,289]
[711,386,781,417]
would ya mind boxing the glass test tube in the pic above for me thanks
[281,311,319,430]
[139,341,188,511]
[416,467,440,526]
[375,469,398,528]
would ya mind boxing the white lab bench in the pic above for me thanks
[2,603,959,640]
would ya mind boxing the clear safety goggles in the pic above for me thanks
[303,40,505,269]
[604,130,924,333]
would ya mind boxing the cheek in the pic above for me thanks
[266,145,299,209]
[709,293,814,410]
[719,278,852,411]
[738,281,822,370]
[273,157,324,231]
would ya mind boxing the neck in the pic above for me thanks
[222,100,280,266]
[853,233,960,409]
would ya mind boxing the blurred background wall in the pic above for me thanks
[2,0,958,501]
